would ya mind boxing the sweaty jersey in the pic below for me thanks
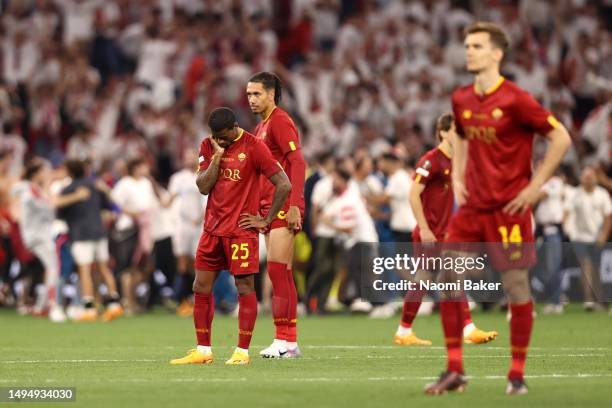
[413,146,453,239]
[198,129,282,238]
[452,77,560,210]
[254,107,305,213]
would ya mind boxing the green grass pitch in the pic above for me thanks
[1,306,611,407]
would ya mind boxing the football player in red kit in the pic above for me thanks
[170,107,291,365]
[424,22,570,395]
[393,113,498,346]
[246,72,306,358]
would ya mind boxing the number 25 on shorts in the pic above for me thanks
[231,243,249,260]
[498,224,522,248]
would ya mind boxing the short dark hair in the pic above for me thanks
[208,107,237,133]
[126,158,145,176]
[248,72,282,105]
[435,113,454,142]
[64,159,86,179]
[23,158,46,180]
[464,21,510,54]
[334,167,352,182]
[316,150,334,165]
[381,152,399,162]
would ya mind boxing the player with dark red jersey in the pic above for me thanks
[424,22,571,396]
[393,113,498,346]
[170,107,291,366]
[246,72,306,358]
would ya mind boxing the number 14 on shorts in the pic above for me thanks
[498,224,523,248]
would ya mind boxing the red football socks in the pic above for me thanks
[440,300,464,374]
[268,261,289,340]
[237,292,258,349]
[286,267,298,343]
[508,300,534,381]
[400,289,426,328]
[194,293,214,346]
[460,295,473,328]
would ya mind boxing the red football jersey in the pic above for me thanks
[413,147,453,239]
[198,129,283,238]
[254,107,305,213]
[452,77,560,210]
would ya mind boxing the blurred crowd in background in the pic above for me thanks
[1,0,612,321]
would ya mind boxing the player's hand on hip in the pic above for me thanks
[453,180,469,206]
[420,228,437,243]
[286,206,302,230]
[239,213,268,229]
[503,184,538,215]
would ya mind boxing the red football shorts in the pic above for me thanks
[260,205,304,234]
[445,206,535,270]
[194,233,259,275]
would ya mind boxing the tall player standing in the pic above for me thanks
[246,72,306,358]
[170,108,291,365]
[393,113,498,346]
[424,22,571,395]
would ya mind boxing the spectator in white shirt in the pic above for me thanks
[319,167,378,312]
[308,160,356,312]
[110,158,158,313]
[168,149,207,313]
[369,152,416,243]
[534,173,566,314]
[567,167,612,311]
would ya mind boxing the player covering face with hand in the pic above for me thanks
[170,107,291,366]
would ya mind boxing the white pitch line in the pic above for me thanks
[1,353,606,364]
[2,374,611,385]
[365,354,606,359]
[301,345,611,351]
[0,359,157,364]
[2,345,610,351]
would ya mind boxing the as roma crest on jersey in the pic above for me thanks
[463,110,472,119]
[238,153,246,161]
[491,108,503,120]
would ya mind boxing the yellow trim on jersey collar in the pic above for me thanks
[438,145,452,159]
[263,106,277,122]
[234,128,245,142]
[474,76,505,96]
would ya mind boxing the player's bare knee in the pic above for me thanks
[192,278,212,294]
[501,269,530,303]
[234,276,255,296]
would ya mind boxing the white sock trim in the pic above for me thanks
[396,325,412,336]
[236,347,249,355]
[463,322,476,337]
[196,345,212,355]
